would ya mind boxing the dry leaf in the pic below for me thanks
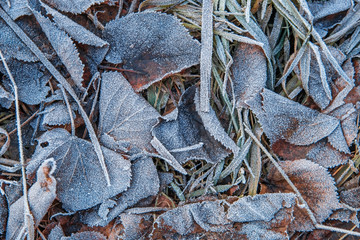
[62,231,107,240]
[119,213,154,240]
[0,85,13,109]
[99,71,160,153]
[264,159,341,231]
[27,128,132,212]
[152,86,231,165]
[48,224,65,240]
[0,0,32,20]
[0,193,7,238]
[42,0,107,14]
[6,159,57,240]
[103,12,200,91]
[231,42,267,108]
[41,102,76,127]
[80,156,159,227]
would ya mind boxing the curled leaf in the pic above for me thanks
[103,12,200,91]
[27,128,132,212]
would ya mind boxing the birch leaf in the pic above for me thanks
[231,42,267,108]
[99,71,160,153]
[6,159,57,240]
[152,86,231,165]
[42,0,107,14]
[41,102,75,127]
[265,159,341,232]
[103,12,200,91]
[248,89,340,146]
[27,128,132,212]
[0,59,50,105]
[80,156,159,227]
[33,10,85,90]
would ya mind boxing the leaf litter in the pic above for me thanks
[0,0,359,239]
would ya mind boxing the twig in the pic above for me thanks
[199,0,213,112]
[315,224,360,237]
[0,6,111,186]
[0,50,35,240]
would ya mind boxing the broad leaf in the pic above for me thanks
[119,213,154,240]
[41,102,75,127]
[48,224,65,240]
[27,128,132,212]
[99,71,160,153]
[6,159,57,239]
[248,89,340,146]
[62,231,106,240]
[152,86,232,165]
[264,159,341,231]
[0,59,51,105]
[80,156,159,227]
[103,12,200,91]
[231,42,267,108]
[42,0,107,14]
[0,0,32,20]
[33,10,85,90]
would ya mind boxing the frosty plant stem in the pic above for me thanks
[0,6,111,186]
[0,50,35,240]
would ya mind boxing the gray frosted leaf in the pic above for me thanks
[41,102,75,126]
[306,140,349,168]
[99,71,160,153]
[227,193,296,222]
[0,18,37,62]
[248,89,340,146]
[0,0,32,20]
[0,193,7,237]
[6,159,57,240]
[42,0,106,14]
[0,85,14,109]
[327,125,350,153]
[103,12,200,91]
[231,42,267,108]
[48,224,65,240]
[27,128,132,212]
[0,59,50,105]
[61,231,106,240]
[153,200,230,236]
[119,213,153,240]
[80,156,159,227]
[33,11,85,90]
[152,86,231,165]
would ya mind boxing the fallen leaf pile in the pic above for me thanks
[0,0,359,239]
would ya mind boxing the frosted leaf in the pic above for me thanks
[33,11,85,90]
[231,42,267,108]
[0,193,6,237]
[248,89,340,146]
[103,12,200,91]
[0,59,50,105]
[27,128,132,212]
[330,208,359,227]
[340,187,360,209]
[265,159,341,231]
[327,125,350,153]
[80,156,159,227]
[307,0,352,37]
[61,231,106,240]
[41,102,75,126]
[42,0,106,14]
[6,159,57,240]
[0,0,32,20]
[152,86,231,165]
[119,213,153,240]
[0,18,37,62]
[48,224,65,240]
[0,85,13,109]
[152,200,230,236]
[99,71,160,152]
[227,193,296,222]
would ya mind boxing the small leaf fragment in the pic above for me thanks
[42,0,107,14]
[41,102,76,127]
[103,12,200,91]
[62,231,106,240]
[27,128,132,212]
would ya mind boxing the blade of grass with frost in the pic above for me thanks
[309,42,332,100]
[0,50,34,240]
[300,45,311,94]
[0,6,111,186]
[200,0,213,112]
[248,124,262,196]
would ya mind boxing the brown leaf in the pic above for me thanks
[263,159,341,231]
[231,42,267,108]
